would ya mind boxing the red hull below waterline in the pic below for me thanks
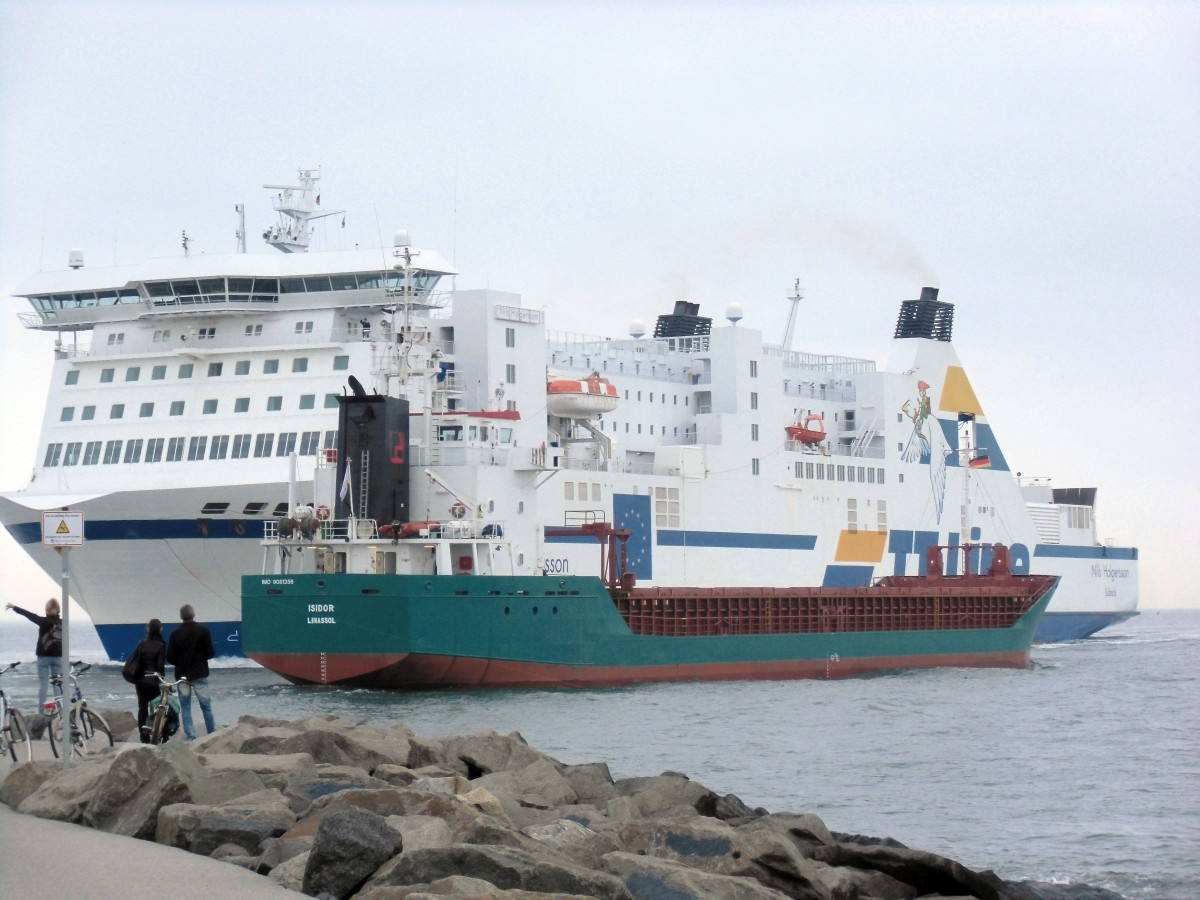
[251,649,1035,690]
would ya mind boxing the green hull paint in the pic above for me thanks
[242,573,1055,672]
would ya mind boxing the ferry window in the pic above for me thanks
[152,365,166,380]
[897,442,903,453]
[199,327,216,340]
[207,362,223,377]
[100,368,115,383]
[234,398,250,413]
[877,468,885,484]
[178,364,193,379]
[752,458,760,476]
[243,502,267,515]
[292,357,308,373]
[187,436,207,461]
[146,281,173,298]
[500,428,513,442]
[267,396,283,412]
[638,391,642,402]
[299,395,315,410]
[44,444,62,467]
[624,390,629,400]
[103,441,122,465]
[82,441,101,465]
[751,424,759,441]
[173,279,200,297]
[898,473,904,484]
[254,434,274,457]
[625,423,629,433]
[847,467,856,483]
[837,465,845,481]
[654,486,680,527]
[170,401,185,416]
[203,399,218,415]
[253,278,279,294]
[280,278,306,293]
[110,404,125,419]
[806,462,815,479]
[300,431,320,455]
[333,355,349,370]
[518,501,525,514]
[232,434,251,458]
[199,278,224,295]
[263,359,279,374]
[816,463,825,479]
[877,500,888,530]
[60,407,75,422]
[578,483,588,501]
[848,498,858,533]
[897,413,904,423]
[506,364,516,384]
[235,361,250,375]
[795,462,802,478]
[637,424,642,434]
[123,439,143,463]
[245,324,262,337]
[650,425,655,435]
[750,360,758,378]
[592,483,601,500]
[63,442,82,465]
[294,322,313,335]
[272,502,289,517]
[65,371,79,386]
[228,277,253,293]
[276,433,297,456]
[153,330,171,342]
[438,426,462,442]
[324,394,339,408]
[505,327,515,348]
[107,333,125,346]
[564,482,574,501]
[674,395,677,405]
[303,276,331,292]
[139,403,154,418]
[323,430,337,449]
[144,438,164,463]
[857,466,866,482]
[209,435,229,460]
[330,275,356,291]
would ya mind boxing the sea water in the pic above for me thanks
[1,609,1196,899]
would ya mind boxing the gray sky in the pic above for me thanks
[1,1,1197,610]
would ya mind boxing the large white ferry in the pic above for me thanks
[0,172,1138,660]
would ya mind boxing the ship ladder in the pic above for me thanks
[357,451,371,519]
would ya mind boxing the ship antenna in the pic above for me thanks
[261,168,343,254]
[782,278,803,352]
[235,203,246,253]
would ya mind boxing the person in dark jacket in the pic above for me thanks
[129,619,166,743]
[165,604,216,739]
[6,598,63,708]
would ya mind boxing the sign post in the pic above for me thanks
[42,511,84,766]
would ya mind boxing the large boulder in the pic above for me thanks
[383,813,455,852]
[561,762,617,805]
[609,773,718,820]
[365,844,631,899]
[809,842,1009,900]
[83,741,203,838]
[281,764,392,813]
[439,730,559,777]
[16,756,111,822]
[0,760,58,809]
[740,812,837,856]
[603,850,795,900]
[93,707,137,741]
[268,849,310,892]
[302,806,403,898]
[473,757,579,816]
[196,751,317,790]
[155,787,298,855]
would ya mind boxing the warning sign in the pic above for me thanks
[42,511,84,547]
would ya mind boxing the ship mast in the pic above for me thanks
[782,278,802,352]
[261,169,344,253]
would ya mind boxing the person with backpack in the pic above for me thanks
[165,604,216,740]
[5,598,63,708]
[127,618,166,743]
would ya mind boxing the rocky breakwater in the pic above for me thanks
[0,714,1119,900]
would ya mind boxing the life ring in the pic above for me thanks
[450,501,467,520]
[315,504,331,521]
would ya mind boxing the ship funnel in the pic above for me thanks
[894,285,953,342]
[68,249,84,269]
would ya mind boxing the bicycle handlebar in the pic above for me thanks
[152,673,189,688]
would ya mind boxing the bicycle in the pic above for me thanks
[1,662,33,763]
[144,672,186,745]
[46,661,114,758]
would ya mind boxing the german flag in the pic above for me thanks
[968,455,991,469]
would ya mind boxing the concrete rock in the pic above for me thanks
[810,842,1009,900]
[603,850,794,900]
[83,743,200,838]
[256,832,315,873]
[16,756,110,822]
[196,751,317,790]
[440,730,559,778]
[302,806,403,898]
[523,817,598,849]
[741,812,837,856]
[474,757,579,812]
[561,762,617,804]
[156,787,298,855]
[384,813,456,852]
[611,773,718,819]
[269,849,310,892]
[0,760,57,809]
[93,706,138,741]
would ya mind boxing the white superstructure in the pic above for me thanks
[0,172,1138,658]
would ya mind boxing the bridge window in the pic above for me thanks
[123,439,143,463]
[63,442,82,465]
[152,366,166,380]
[139,403,154,418]
[235,360,250,375]
[178,364,193,379]
[234,398,250,413]
[44,443,62,467]
[203,399,218,415]
[299,395,315,410]
[110,404,124,419]
[60,407,74,422]
[82,441,101,465]
[100,368,115,383]
[188,436,207,461]
[144,439,164,463]
[103,441,122,464]
[170,401,185,416]
[232,434,251,458]
[65,370,79,385]
[267,396,283,411]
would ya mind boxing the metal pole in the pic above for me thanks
[59,546,70,767]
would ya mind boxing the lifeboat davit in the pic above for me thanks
[547,373,619,418]
[785,414,826,444]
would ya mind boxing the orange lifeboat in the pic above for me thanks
[547,373,619,418]
[785,414,826,445]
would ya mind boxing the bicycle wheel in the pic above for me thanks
[74,709,114,756]
[47,711,61,759]
[148,705,167,746]
[6,708,33,763]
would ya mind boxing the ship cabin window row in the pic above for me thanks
[44,430,336,468]
[793,461,886,485]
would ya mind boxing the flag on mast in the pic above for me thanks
[339,466,352,501]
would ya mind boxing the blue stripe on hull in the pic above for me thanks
[1034,611,1137,643]
[94,620,245,662]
